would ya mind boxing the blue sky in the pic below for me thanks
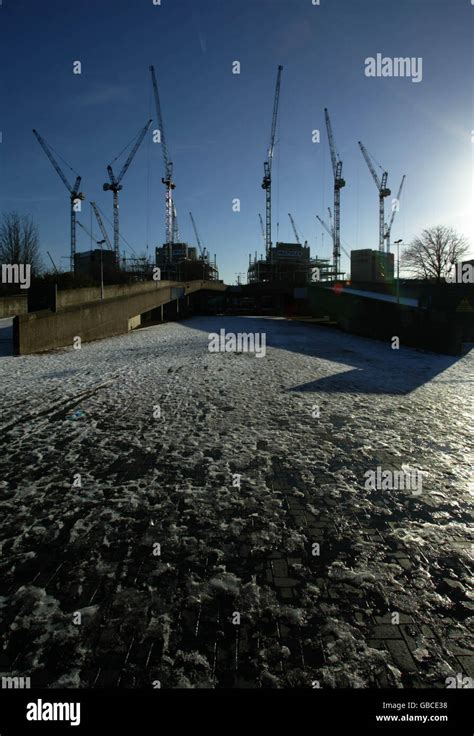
[0,0,472,283]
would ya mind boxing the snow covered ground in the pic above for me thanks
[0,316,472,688]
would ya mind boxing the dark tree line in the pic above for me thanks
[0,212,42,274]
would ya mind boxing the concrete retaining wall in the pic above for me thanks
[0,294,28,318]
[56,280,177,309]
[307,284,469,355]
[14,280,226,355]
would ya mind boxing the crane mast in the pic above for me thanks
[150,65,176,257]
[358,141,391,252]
[384,175,406,252]
[262,66,283,257]
[172,205,180,243]
[324,109,345,280]
[103,119,152,263]
[32,129,84,272]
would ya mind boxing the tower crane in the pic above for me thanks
[189,212,207,260]
[46,251,60,274]
[173,204,180,243]
[288,213,302,245]
[90,202,112,251]
[384,175,406,252]
[316,214,351,262]
[77,218,103,246]
[258,213,266,247]
[262,65,283,256]
[32,129,85,272]
[358,141,391,252]
[103,119,152,263]
[324,108,345,280]
[150,65,176,256]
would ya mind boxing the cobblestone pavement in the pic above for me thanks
[0,317,472,688]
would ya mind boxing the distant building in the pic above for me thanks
[351,249,394,283]
[155,242,197,266]
[155,242,219,281]
[248,241,331,285]
[74,249,118,281]
[270,242,311,262]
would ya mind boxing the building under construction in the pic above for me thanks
[155,242,219,281]
[351,249,394,283]
[248,242,331,285]
[74,249,118,282]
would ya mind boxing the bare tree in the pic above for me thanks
[402,225,469,283]
[0,212,42,274]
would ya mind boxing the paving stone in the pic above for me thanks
[449,644,473,656]
[400,624,421,652]
[1,317,471,690]
[272,560,288,577]
[371,624,403,640]
[456,656,474,680]
[375,613,414,625]
[274,577,299,588]
[445,627,467,639]
[386,640,418,673]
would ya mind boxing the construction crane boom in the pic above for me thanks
[150,65,176,251]
[32,129,78,195]
[77,219,101,244]
[288,213,301,245]
[316,214,350,261]
[32,129,84,271]
[90,202,112,251]
[358,141,391,252]
[46,251,60,274]
[106,119,152,188]
[150,65,172,181]
[104,118,152,261]
[262,65,283,256]
[358,141,381,189]
[258,213,265,245]
[324,109,345,280]
[189,212,206,259]
[324,110,340,181]
[267,67,283,174]
[316,214,332,238]
[385,175,406,252]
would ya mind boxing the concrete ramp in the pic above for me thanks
[14,280,226,355]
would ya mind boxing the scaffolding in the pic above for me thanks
[247,242,332,285]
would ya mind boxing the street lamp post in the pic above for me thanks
[97,239,106,300]
[394,239,403,304]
